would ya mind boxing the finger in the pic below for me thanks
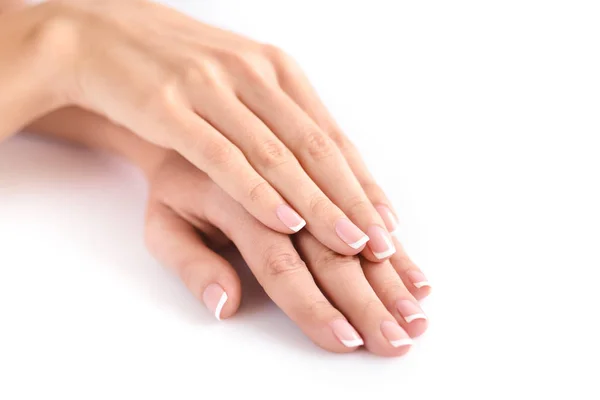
[295,231,413,357]
[237,82,396,262]
[194,90,370,256]
[202,183,365,353]
[144,201,241,320]
[362,259,429,338]
[389,242,432,301]
[272,61,432,299]
[155,106,306,236]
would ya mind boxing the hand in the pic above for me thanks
[34,0,398,261]
[143,152,430,356]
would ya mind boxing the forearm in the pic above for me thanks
[27,107,167,176]
[0,3,68,141]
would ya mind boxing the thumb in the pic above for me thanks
[145,202,241,320]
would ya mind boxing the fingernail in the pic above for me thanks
[381,321,413,348]
[407,270,431,289]
[367,225,396,259]
[375,205,399,236]
[330,319,364,348]
[396,299,428,323]
[276,205,306,233]
[335,218,369,249]
[202,283,228,321]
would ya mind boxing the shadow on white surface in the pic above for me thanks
[0,135,321,353]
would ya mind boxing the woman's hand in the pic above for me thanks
[27,106,431,356]
[34,0,399,261]
[144,152,430,356]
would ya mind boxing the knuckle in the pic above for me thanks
[263,244,307,279]
[225,50,271,83]
[30,9,80,56]
[359,298,383,320]
[201,139,235,166]
[178,58,223,88]
[262,44,293,66]
[255,139,293,169]
[343,195,372,220]
[378,277,405,298]
[248,179,272,203]
[302,297,335,323]
[313,249,358,274]
[308,194,334,217]
[328,129,352,151]
[305,130,337,160]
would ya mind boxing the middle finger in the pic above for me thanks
[239,83,396,262]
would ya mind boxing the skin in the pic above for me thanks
[1,1,431,355]
[0,0,401,261]
[25,107,431,356]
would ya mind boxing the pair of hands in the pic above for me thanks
[10,0,432,356]
[12,0,398,260]
[30,105,431,357]
[144,152,430,357]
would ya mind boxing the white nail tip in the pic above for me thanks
[373,246,397,260]
[389,339,413,348]
[413,281,431,289]
[390,228,400,237]
[214,292,228,321]
[348,235,370,249]
[404,313,428,323]
[341,338,364,348]
[289,220,307,232]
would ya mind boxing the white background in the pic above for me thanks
[1,1,599,398]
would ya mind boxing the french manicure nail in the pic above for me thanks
[380,321,413,348]
[407,270,431,290]
[330,319,364,348]
[367,225,396,259]
[276,205,306,233]
[202,283,228,321]
[396,299,428,324]
[335,218,369,249]
[375,205,399,236]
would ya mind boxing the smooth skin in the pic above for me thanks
[0,0,399,261]
[26,106,431,356]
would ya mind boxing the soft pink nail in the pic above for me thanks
[330,319,364,348]
[375,205,399,236]
[380,321,413,348]
[276,205,306,232]
[396,299,428,324]
[335,218,369,249]
[366,225,396,259]
[407,270,431,290]
[202,283,228,321]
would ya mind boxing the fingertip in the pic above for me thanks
[276,204,307,233]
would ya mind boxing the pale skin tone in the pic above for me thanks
[1,0,431,356]
[0,0,403,261]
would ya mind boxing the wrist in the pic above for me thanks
[1,2,76,111]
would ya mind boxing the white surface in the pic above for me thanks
[1,1,599,398]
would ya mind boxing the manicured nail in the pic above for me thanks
[335,218,369,249]
[366,225,396,259]
[375,205,400,236]
[396,299,428,323]
[407,270,431,289]
[330,319,364,348]
[276,205,306,233]
[381,321,413,348]
[202,283,228,321]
